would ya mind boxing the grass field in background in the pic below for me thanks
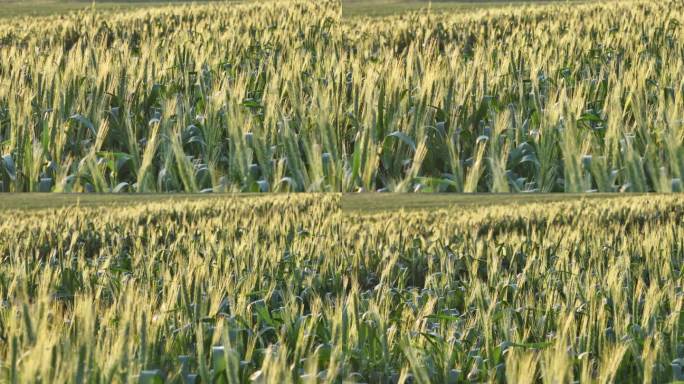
[0,0,565,19]
[0,193,258,210]
[341,0,583,17]
[341,192,645,212]
[0,192,629,211]
[0,0,226,18]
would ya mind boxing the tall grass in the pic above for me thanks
[2,195,684,382]
[1,0,684,192]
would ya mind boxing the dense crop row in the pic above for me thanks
[2,194,684,382]
[2,0,684,192]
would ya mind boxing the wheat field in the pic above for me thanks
[2,0,684,382]
[1,0,683,192]
[2,194,684,382]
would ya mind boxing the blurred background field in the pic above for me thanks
[0,0,573,18]
[0,0,226,18]
[342,0,584,17]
